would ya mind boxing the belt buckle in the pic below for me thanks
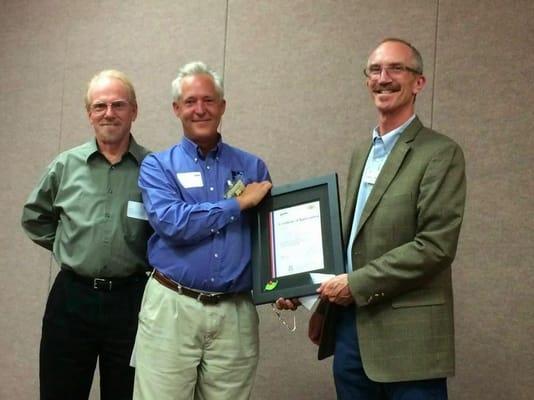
[196,292,219,305]
[93,278,112,291]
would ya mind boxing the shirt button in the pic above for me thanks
[210,229,215,233]
[214,253,219,258]
[207,165,211,170]
[210,187,214,191]
[108,189,112,194]
[210,278,215,282]
[230,216,235,221]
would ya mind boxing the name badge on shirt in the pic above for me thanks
[225,179,245,199]
[127,201,148,221]
[363,169,380,185]
[177,172,203,188]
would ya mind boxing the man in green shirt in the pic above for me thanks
[21,70,151,400]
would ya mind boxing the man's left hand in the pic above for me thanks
[317,273,354,306]
[274,297,301,311]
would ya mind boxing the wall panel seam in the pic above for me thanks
[430,0,440,129]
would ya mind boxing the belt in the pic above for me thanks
[64,269,147,292]
[153,270,239,305]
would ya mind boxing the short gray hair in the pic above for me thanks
[171,61,224,101]
[372,38,424,74]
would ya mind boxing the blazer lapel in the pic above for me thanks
[355,117,423,237]
[343,143,371,243]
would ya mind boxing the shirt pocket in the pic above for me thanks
[124,192,151,243]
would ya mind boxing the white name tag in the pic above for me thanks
[127,201,148,221]
[363,169,380,185]
[177,172,203,188]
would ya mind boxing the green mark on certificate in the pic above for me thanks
[264,280,278,291]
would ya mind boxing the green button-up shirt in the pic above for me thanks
[21,136,152,278]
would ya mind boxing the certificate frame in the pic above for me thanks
[251,173,345,305]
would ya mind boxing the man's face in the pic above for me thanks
[366,41,426,116]
[87,77,137,146]
[173,74,226,145]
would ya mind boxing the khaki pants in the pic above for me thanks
[133,275,259,400]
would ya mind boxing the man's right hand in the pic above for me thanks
[308,311,324,346]
[236,181,272,210]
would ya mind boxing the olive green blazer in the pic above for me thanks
[318,117,466,383]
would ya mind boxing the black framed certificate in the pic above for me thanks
[250,173,345,305]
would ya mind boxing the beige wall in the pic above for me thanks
[1,1,533,399]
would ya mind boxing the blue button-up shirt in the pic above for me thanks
[139,136,270,292]
[346,115,415,271]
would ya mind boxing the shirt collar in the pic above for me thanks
[181,134,223,161]
[85,139,100,162]
[127,136,146,164]
[372,114,416,152]
[85,134,142,164]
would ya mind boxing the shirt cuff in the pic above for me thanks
[223,198,241,223]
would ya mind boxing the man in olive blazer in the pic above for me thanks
[311,39,466,398]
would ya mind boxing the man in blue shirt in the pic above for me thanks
[133,61,272,400]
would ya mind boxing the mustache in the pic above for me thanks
[372,83,400,91]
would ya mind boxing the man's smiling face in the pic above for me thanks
[366,41,425,117]
[173,73,226,148]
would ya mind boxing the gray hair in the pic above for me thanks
[85,69,137,110]
[372,38,424,74]
[171,61,224,101]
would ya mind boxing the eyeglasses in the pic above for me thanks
[90,100,131,115]
[271,304,296,332]
[363,64,421,78]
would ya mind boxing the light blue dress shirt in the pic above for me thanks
[346,115,416,271]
